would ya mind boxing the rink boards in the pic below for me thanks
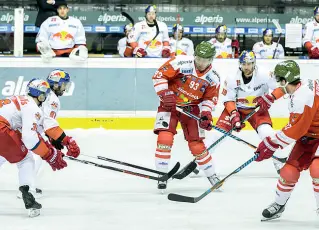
[0,57,318,130]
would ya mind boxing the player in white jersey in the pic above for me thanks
[303,7,319,59]
[208,25,239,58]
[43,69,80,157]
[0,69,80,199]
[253,60,319,220]
[124,5,170,58]
[117,24,133,57]
[0,79,67,217]
[253,29,285,59]
[36,1,88,62]
[206,50,285,174]
[169,24,194,56]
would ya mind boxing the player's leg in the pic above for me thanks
[153,106,178,190]
[180,106,220,187]
[17,152,42,217]
[261,139,312,221]
[307,139,319,214]
[0,126,41,217]
[0,156,7,168]
[249,110,285,173]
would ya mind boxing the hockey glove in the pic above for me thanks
[256,94,275,113]
[162,49,171,58]
[42,144,67,171]
[309,46,319,59]
[63,136,80,158]
[199,111,213,131]
[230,110,245,132]
[255,136,280,162]
[159,89,176,112]
[135,48,147,58]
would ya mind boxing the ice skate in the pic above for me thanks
[207,174,223,191]
[261,202,285,221]
[19,185,42,218]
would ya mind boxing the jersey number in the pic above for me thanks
[189,81,199,90]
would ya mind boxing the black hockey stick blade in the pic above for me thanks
[158,162,180,181]
[172,161,197,179]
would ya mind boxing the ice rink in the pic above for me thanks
[0,129,318,230]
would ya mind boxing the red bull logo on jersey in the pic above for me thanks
[52,31,74,41]
[144,40,161,48]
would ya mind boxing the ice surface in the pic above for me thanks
[0,129,318,230]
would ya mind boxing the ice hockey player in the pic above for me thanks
[152,41,220,191]
[206,50,285,174]
[124,5,170,58]
[208,25,239,58]
[303,6,319,59]
[118,23,133,57]
[0,79,67,217]
[254,60,319,221]
[252,28,285,59]
[36,1,88,62]
[169,24,194,56]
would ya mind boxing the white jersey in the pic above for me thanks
[208,37,232,58]
[127,20,170,58]
[169,37,194,56]
[252,41,285,59]
[0,96,44,150]
[303,19,319,47]
[117,37,127,57]
[36,16,86,50]
[41,90,60,132]
[221,66,277,110]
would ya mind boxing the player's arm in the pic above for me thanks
[252,43,261,58]
[69,20,88,61]
[125,24,147,57]
[187,39,195,56]
[152,57,179,111]
[37,0,56,10]
[117,38,126,57]
[43,100,80,157]
[35,19,56,60]
[161,23,171,58]
[273,96,319,148]
[255,94,319,162]
[303,23,319,58]
[278,44,285,59]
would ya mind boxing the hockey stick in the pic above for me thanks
[175,107,260,176]
[65,156,180,182]
[272,19,283,59]
[121,12,135,25]
[168,153,259,203]
[81,154,197,180]
[175,14,181,55]
[176,106,287,163]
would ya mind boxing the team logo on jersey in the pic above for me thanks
[51,18,56,22]
[51,102,58,109]
[31,123,38,131]
[52,31,74,42]
[200,84,206,93]
[253,84,264,91]
[35,112,41,121]
[205,75,213,84]
[236,80,241,86]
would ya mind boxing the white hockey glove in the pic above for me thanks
[37,40,56,63]
[69,45,88,62]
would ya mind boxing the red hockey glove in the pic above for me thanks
[159,89,176,112]
[309,47,319,59]
[230,111,245,132]
[256,94,275,113]
[162,49,170,58]
[63,136,80,158]
[199,111,213,131]
[42,144,67,171]
[136,48,147,58]
[255,136,280,162]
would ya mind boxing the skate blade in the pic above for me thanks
[261,213,282,222]
[28,208,41,218]
[17,192,43,200]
